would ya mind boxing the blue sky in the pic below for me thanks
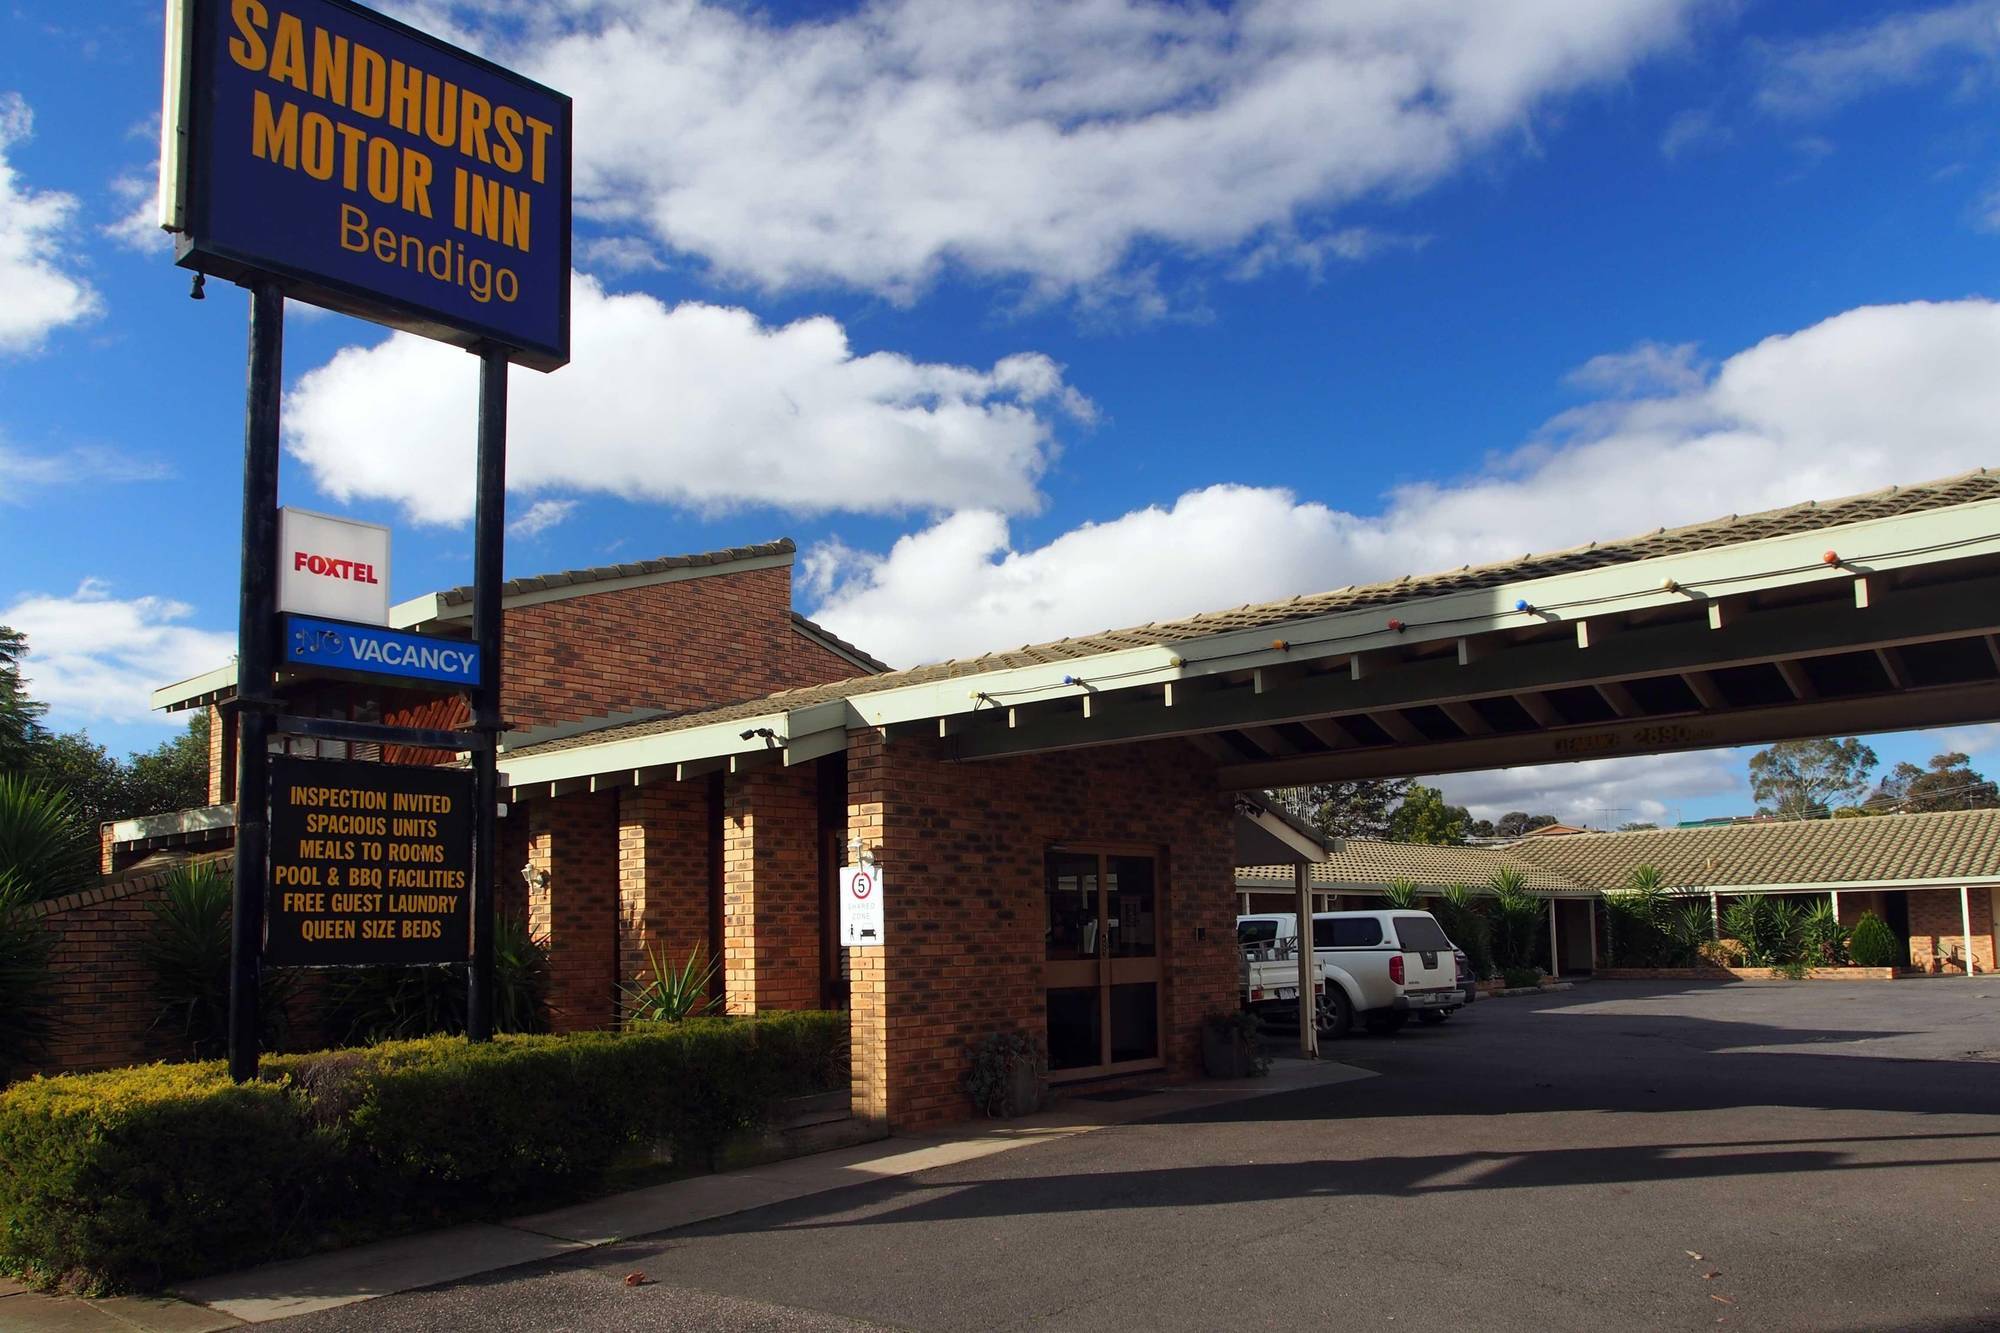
[3,0,1999,824]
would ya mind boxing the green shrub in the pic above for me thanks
[325,914,550,1044]
[1381,878,1421,911]
[0,774,94,903]
[1485,869,1545,972]
[1801,900,1849,967]
[1,1011,850,1293]
[137,862,296,1059]
[1501,966,1542,989]
[1849,911,1899,968]
[622,944,719,1023]
[1722,895,1809,967]
[0,1062,338,1293]
[0,873,57,1082]
[1435,884,1494,979]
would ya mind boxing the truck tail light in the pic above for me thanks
[1250,988,1263,1001]
[1389,955,1405,985]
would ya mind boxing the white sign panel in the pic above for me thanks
[277,508,390,626]
[840,866,885,947]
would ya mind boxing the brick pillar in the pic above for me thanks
[618,783,713,991]
[847,732,890,1126]
[721,765,820,1014]
[526,791,619,1032]
[207,705,231,806]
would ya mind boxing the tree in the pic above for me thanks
[1494,811,1558,838]
[1465,817,1496,838]
[0,626,49,775]
[1748,738,1878,819]
[123,712,210,817]
[1870,751,1999,814]
[1618,821,1660,832]
[1387,784,1467,845]
[1269,778,1414,840]
[29,731,127,829]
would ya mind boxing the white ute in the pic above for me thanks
[1236,910,1464,1038]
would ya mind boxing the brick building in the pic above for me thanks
[55,470,2000,1129]
[1237,810,2000,977]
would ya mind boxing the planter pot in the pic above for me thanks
[1007,1061,1044,1117]
[1201,1026,1254,1079]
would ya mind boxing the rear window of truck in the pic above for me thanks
[1391,915,1452,952]
[1312,917,1383,948]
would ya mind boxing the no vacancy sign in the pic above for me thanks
[840,865,884,947]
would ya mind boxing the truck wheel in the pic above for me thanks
[1317,988,1354,1040]
[1416,1009,1450,1026]
[1365,1012,1409,1035]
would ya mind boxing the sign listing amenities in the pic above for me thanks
[266,756,474,966]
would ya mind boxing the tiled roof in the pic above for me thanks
[434,539,796,608]
[792,613,891,674]
[508,468,1999,760]
[1240,808,2000,897]
[1508,807,2000,890]
[1239,840,1593,894]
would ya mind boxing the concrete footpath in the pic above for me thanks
[1,1059,1371,1331]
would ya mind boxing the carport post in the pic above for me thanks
[1962,886,1976,979]
[1829,889,1841,928]
[1296,863,1317,1057]
[1547,899,1560,979]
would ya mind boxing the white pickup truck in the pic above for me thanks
[1236,926,1327,1030]
[1237,910,1468,1038]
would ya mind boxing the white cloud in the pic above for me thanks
[102,171,166,252]
[285,274,1090,524]
[1658,107,1731,160]
[0,94,100,353]
[1759,1,2000,115]
[1432,751,1746,828]
[2,580,234,727]
[467,0,1706,302]
[1935,722,2000,761]
[807,298,2000,665]
[1563,340,1706,396]
[0,440,169,500]
[507,498,577,539]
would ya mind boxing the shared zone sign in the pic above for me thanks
[164,0,571,369]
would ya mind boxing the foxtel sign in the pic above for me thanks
[278,507,390,625]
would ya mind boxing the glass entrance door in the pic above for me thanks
[1045,849,1164,1079]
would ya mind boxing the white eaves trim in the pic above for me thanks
[150,662,238,713]
[494,494,2000,791]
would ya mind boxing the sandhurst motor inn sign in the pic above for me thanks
[162,0,572,369]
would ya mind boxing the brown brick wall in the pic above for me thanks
[722,766,822,1014]
[846,733,1238,1131]
[618,783,714,995]
[499,566,861,733]
[1906,886,1995,975]
[29,881,185,1073]
[526,792,621,1032]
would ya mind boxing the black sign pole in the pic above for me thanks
[228,279,284,1083]
[467,348,508,1042]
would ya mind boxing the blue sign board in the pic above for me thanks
[282,614,481,687]
[164,0,571,370]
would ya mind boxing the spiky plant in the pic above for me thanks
[622,944,720,1023]
[0,869,57,1081]
[1381,878,1421,910]
[0,773,95,902]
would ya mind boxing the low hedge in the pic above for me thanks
[0,1010,847,1294]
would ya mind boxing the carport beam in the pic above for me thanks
[1962,886,1976,979]
[1548,899,1560,979]
[1296,863,1317,1058]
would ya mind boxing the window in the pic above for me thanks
[1391,914,1453,952]
[1237,918,1280,947]
[1313,916,1383,948]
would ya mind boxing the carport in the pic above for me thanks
[491,471,2000,1128]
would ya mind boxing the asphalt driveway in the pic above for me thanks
[278,980,2000,1332]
